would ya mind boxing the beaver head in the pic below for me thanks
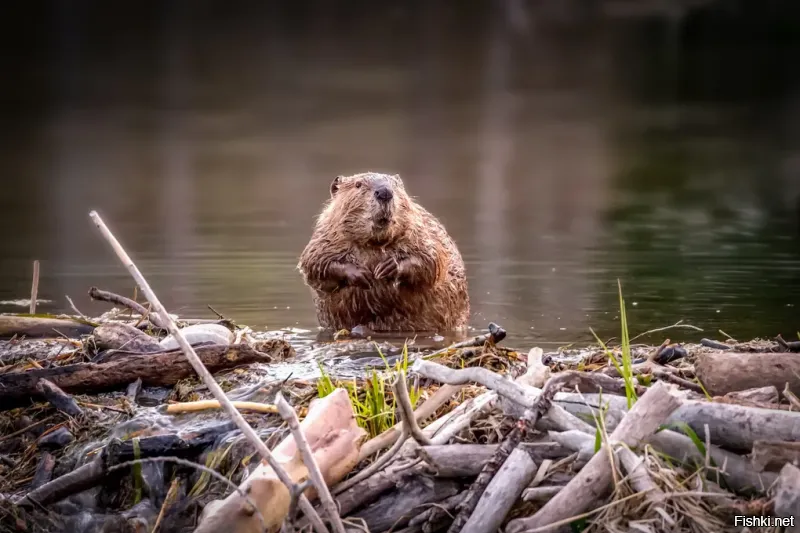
[318,172,413,245]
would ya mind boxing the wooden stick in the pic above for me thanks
[393,370,431,445]
[161,400,280,415]
[412,359,532,408]
[505,381,682,533]
[88,286,168,329]
[459,447,537,533]
[88,210,325,533]
[276,392,344,533]
[358,384,462,461]
[30,260,40,314]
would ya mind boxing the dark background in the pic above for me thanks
[1,0,799,345]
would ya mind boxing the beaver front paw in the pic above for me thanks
[374,256,400,280]
[340,264,372,288]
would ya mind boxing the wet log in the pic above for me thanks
[773,464,800,533]
[751,440,800,472]
[551,422,777,495]
[92,322,162,353]
[30,452,56,489]
[0,315,96,339]
[35,379,83,417]
[195,388,367,533]
[417,445,498,477]
[460,447,537,533]
[721,386,779,404]
[350,476,462,532]
[0,342,290,406]
[694,352,800,397]
[554,392,800,453]
[506,381,681,533]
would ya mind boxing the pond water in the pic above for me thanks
[1,1,799,348]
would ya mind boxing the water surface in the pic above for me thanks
[1,1,799,347]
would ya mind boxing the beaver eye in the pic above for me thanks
[355,182,362,189]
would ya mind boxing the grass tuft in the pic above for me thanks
[590,279,638,408]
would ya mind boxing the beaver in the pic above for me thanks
[297,172,470,333]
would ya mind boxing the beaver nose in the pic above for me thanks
[374,186,393,202]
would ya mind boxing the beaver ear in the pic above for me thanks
[330,176,342,197]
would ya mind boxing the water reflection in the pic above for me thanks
[0,1,798,345]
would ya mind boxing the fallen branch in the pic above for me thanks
[411,359,531,408]
[694,352,800,397]
[506,381,682,533]
[88,286,167,329]
[553,392,800,452]
[0,315,96,339]
[447,372,577,532]
[89,210,326,533]
[349,476,462,532]
[394,370,432,446]
[0,343,288,406]
[422,322,506,360]
[160,400,280,415]
[458,447,537,533]
[91,322,162,354]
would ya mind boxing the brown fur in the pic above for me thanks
[297,172,470,333]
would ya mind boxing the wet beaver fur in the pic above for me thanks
[297,172,470,333]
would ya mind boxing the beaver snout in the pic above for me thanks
[374,185,393,203]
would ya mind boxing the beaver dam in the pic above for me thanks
[1,214,800,533]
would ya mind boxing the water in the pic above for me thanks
[1,0,799,347]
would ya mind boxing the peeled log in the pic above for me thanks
[0,342,291,407]
[195,388,367,533]
[506,381,682,533]
[694,352,800,397]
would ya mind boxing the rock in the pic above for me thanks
[159,324,233,351]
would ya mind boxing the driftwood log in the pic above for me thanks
[506,381,682,533]
[0,315,96,339]
[694,352,800,397]
[350,476,463,532]
[459,447,537,533]
[0,342,291,406]
[91,322,162,353]
[553,392,800,452]
[195,388,367,533]
[751,441,800,472]
[773,464,800,533]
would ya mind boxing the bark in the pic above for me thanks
[694,352,800,397]
[0,315,95,339]
[92,322,162,353]
[0,342,290,406]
